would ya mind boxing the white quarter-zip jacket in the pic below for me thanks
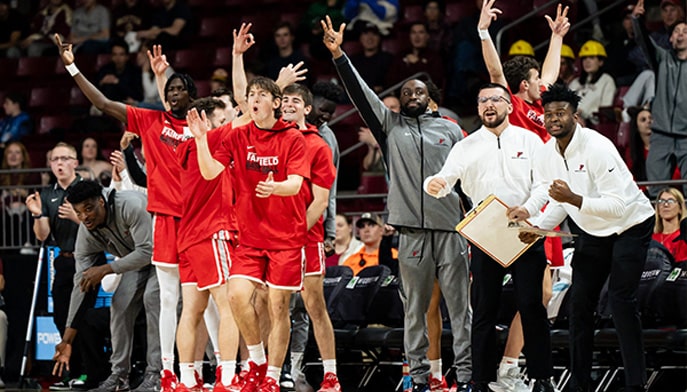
[423,124,544,208]
[523,124,654,236]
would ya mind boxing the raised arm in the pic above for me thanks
[232,23,255,115]
[478,0,507,87]
[56,35,127,123]
[187,108,226,180]
[540,4,570,86]
[147,45,172,111]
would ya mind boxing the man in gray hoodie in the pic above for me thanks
[322,16,472,392]
[632,0,687,195]
[52,180,160,392]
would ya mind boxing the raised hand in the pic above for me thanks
[633,0,645,18]
[58,200,79,223]
[320,15,345,56]
[255,171,276,198]
[545,4,570,38]
[25,191,42,216]
[233,23,255,56]
[276,61,308,87]
[120,131,139,149]
[478,0,502,30]
[186,108,210,139]
[146,45,169,76]
[54,34,74,65]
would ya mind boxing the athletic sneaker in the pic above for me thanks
[280,372,295,391]
[160,370,178,392]
[240,362,267,392]
[429,376,448,392]
[88,373,130,392]
[132,372,160,392]
[489,366,528,392]
[447,381,471,392]
[316,373,341,392]
[50,375,88,391]
[257,377,279,392]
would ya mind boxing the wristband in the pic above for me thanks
[65,63,80,77]
[32,213,43,219]
[478,29,490,41]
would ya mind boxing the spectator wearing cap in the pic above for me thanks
[344,0,399,37]
[209,68,228,93]
[652,0,686,49]
[349,22,394,92]
[569,40,616,126]
[508,39,535,59]
[389,21,445,88]
[557,44,577,85]
[342,213,398,276]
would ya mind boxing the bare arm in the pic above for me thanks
[148,45,172,111]
[478,0,507,87]
[187,108,226,180]
[232,23,255,115]
[55,34,127,123]
[306,184,330,230]
[540,4,570,85]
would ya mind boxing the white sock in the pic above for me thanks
[194,361,203,383]
[430,359,442,380]
[266,366,281,381]
[162,357,175,373]
[220,360,237,385]
[322,359,337,376]
[501,356,519,367]
[247,342,267,365]
[240,360,249,372]
[180,363,195,387]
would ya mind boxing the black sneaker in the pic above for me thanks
[531,379,557,392]
[131,372,159,392]
[88,374,129,392]
[279,372,295,391]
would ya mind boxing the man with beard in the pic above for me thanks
[425,84,556,392]
[322,16,472,392]
[507,84,654,392]
[56,36,195,392]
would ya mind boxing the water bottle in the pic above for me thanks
[402,358,412,392]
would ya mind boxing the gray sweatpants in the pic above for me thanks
[110,266,161,376]
[398,229,472,384]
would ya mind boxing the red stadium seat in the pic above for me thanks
[37,115,73,134]
[403,5,423,22]
[172,49,212,74]
[198,16,229,40]
[342,41,363,56]
[16,57,56,79]
[446,2,476,24]
[195,80,212,98]
[69,86,90,107]
[213,47,232,68]
[29,87,69,111]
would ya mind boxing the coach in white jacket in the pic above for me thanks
[508,84,654,392]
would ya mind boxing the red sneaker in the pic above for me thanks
[240,362,267,392]
[161,370,178,392]
[429,376,449,392]
[257,377,279,392]
[174,383,202,392]
[317,373,341,392]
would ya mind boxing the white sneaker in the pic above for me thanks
[488,366,525,392]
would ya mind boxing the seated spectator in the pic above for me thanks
[112,0,150,40]
[1,142,37,248]
[557,44,577,85]
[69,0,110,54]
[0,92,31,149]
[344,0,399,37]
[79,137,112,181]
[422,0,453,65]
[20,0,72,57]
[96,38,143,104]
[209,68,229,93]
[326,213,364,267]
[0,257,7,388]
[0,0,25,58]
[651,0,685,50]
[342,212,398,275]
[136,0,192,50]
[299,0,346,60]
[568,40,616,126]
[390,22,445,88]
[349,22,394,92]
[625,105,679,185]
[653,187,687,263]
[263,22,311,86]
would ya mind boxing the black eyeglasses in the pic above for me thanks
[359,254,366,268]
[657,199,678,205]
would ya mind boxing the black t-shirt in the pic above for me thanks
[40,176,83,252]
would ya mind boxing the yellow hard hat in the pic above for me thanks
[578,40,607,58]
[508,40,535,57]
[561,44,575,60]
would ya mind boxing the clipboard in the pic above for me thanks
[455,194,535,267]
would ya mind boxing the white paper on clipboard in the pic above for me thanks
[455,194,535,267]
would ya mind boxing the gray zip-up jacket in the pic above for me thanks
[66,188,152,328]
[633,16,687,136]
[320,123,340,239]
[333,53,464,230]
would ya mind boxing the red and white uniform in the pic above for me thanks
[300,125,336,276]
[176,127,236,290]
[126,106,191,266]
[214,118,309,289]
